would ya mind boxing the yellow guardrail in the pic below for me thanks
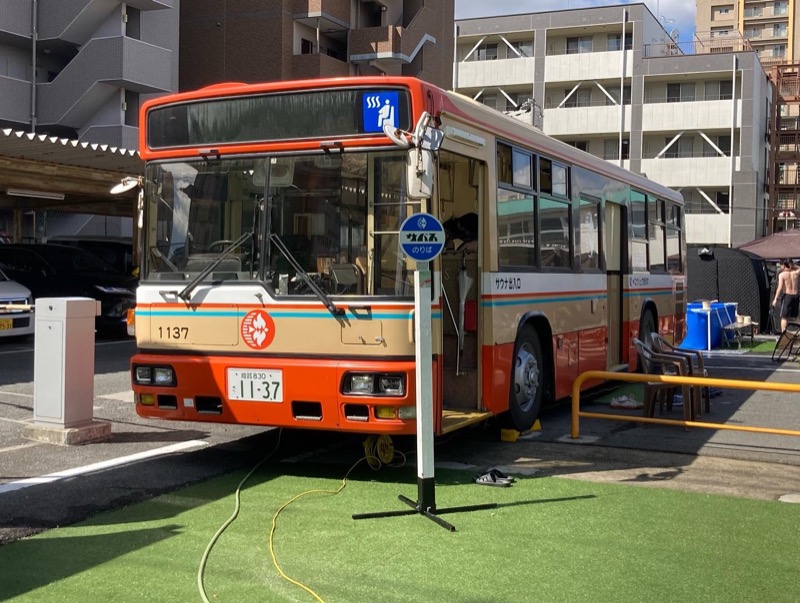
[571,370,800,439]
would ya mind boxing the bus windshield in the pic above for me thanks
[143,151,414,297]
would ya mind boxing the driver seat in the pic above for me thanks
[330,263,362,294]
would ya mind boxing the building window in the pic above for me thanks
[607,34,632,51]
[564,87,591,108]
[773,44,787,58]
[301,39,314,54]
[706,80,733,100]
[565,140,589,152]
[478,94,497,109]
[667,82,696,103]
[604,139,629,160]
[473,44,498,61]
[664,136,694,158]
[566,36,593,54]
[605,86,631,105]
[512,40,533,58]
[774,23,788,37]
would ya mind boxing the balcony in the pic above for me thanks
[543,105,631,137]
[685,214,731,246]
[544,50,632,83]
[349,5,434,65]
[642,99,742,131]
[37,36,172,128]
[640,156,738,187]
[0,77,32,125]
[291,52,350,79]
[457,57,535,89]
[39,0,171,45]
[292,0,350,25]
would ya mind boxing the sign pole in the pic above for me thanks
[353,213,497,531]
[413,261,435,511]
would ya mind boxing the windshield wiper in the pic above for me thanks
[178,231,252,301]
[269,233,344,316]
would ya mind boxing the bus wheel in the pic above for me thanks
[637,310,657,371]
[639,310,657,347]
[508,326,543,432]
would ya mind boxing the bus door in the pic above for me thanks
[604,201,625,369]
[438,154,482,414]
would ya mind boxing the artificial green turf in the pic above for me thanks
[2,464,798,603]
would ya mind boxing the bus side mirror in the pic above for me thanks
[407,147,433,199]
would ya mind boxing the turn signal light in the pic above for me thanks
[126,308,136,336]
[139,393,155,406]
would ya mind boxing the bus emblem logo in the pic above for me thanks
[241,310,276,350]
[363,91,399,133]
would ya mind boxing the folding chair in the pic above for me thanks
[633,338,695,423]
[772,322,800,362]
[650,332,709,416]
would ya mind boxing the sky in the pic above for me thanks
[455,0,696,45]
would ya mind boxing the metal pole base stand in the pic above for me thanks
[352,478,497,532]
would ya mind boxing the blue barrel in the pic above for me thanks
[680,302,737,350]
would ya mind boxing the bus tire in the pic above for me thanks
[508,325,544,432]
[637,310,657,371]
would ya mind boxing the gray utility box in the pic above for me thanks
[33,297,100,428]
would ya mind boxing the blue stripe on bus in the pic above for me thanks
[481,294,607,307]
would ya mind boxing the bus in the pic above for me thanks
[130,76,686,437]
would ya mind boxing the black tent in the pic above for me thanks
[687,245,774,334]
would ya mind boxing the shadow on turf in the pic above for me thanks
[1,526,183,601]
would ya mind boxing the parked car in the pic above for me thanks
[43,236,136,276]
[0,244,136,330]
[0,267,34,338]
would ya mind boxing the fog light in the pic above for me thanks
[135,366,152,384]
[349,374,374,394]
[398,406,416,419]
[139,393,155,406]
[378,375,404,395]
[375,406,396,419]
[153,367,174,385]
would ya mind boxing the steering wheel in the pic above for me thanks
[208,240,234,252]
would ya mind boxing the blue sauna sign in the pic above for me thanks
[399,213,445,262]
[363,91,400,133]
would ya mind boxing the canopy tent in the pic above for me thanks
[737,229,800,260]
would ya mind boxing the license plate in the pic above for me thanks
[0,318,12,331]
[227,368,283,402]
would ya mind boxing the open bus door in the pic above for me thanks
[604,201,626,370]
[437,154,487,433]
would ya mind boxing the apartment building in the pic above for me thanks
[0,0,179,150]
[179,0,454,92]
[696,0,796,70]
[455,4,772,248]
[696,2,800,233]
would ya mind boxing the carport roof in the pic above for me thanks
[0,128,142,173]
[0,129,144,218]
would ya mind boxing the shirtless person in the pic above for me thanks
[773,259,800,332]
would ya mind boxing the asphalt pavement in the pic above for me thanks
[1,333,799,545]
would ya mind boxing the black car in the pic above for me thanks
[0,244,136,329]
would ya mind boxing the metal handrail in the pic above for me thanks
[571,370,800,439]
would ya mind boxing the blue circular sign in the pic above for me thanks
[399,212,445,262]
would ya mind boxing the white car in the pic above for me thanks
[0,268,34,338]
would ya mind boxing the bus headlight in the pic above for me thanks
[135,366,152,384]
[349,374,374,394]
[153,367,175,386]
[134,365,176,386]
[378,375,405,395]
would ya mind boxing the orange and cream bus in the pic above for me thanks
[130,76,685,436]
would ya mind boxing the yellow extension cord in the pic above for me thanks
[198,432,406,603]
